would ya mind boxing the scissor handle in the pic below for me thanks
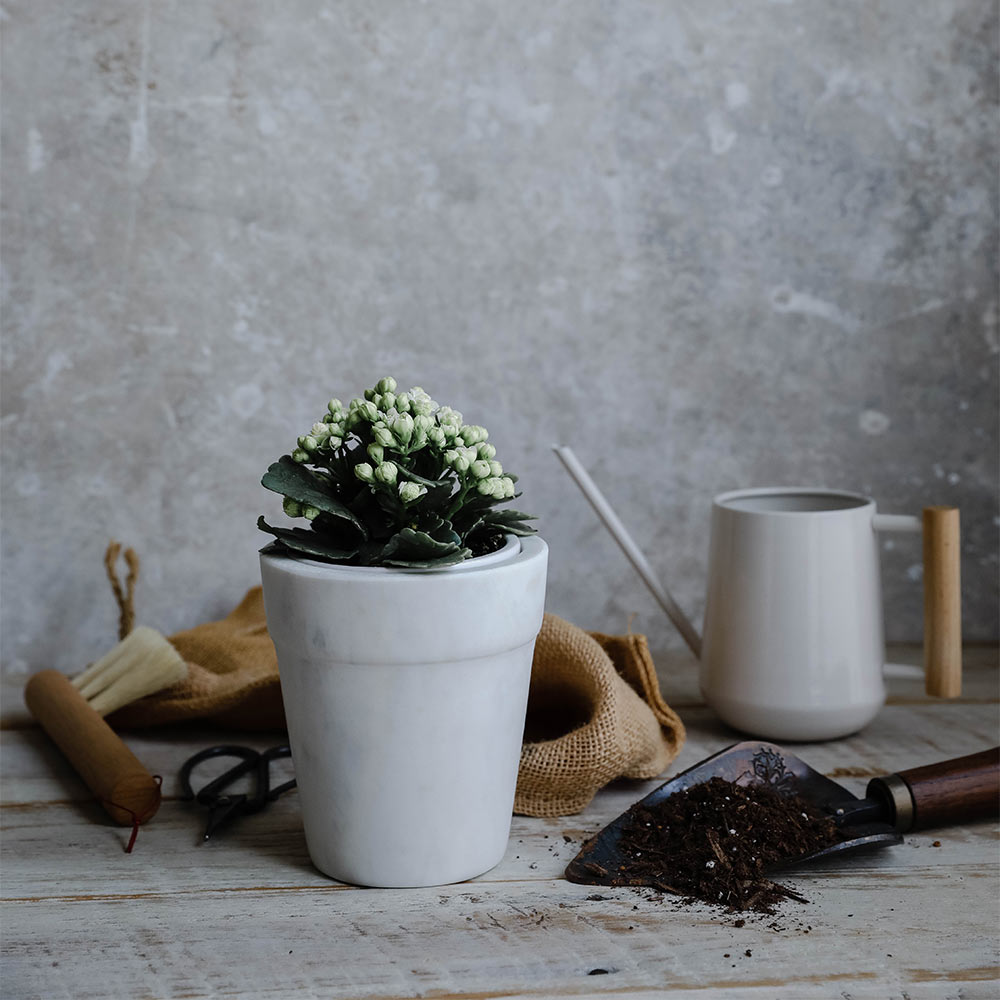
[179,745,261,804]
[258,745,296,802]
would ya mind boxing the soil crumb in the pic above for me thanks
[612,777,846,914]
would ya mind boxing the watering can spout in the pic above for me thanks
[553,445,702,659]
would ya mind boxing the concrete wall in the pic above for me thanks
[3,1,997,677]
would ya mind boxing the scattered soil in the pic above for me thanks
[611,777,847,913]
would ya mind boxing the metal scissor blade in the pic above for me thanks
[202,794,247,841]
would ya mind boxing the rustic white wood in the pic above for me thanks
[2,647,998,999]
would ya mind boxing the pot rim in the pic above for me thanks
[259,532,527,577]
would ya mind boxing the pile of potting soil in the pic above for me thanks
[612,777,846,913]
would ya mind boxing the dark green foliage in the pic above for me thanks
[259,379,536,568]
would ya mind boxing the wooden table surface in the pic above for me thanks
[2,646,998,1000]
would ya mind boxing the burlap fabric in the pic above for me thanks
[109,590,685,816]
[515,613,685,816]
[109,587,285,731]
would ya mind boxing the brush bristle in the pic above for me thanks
[73,627,188,717]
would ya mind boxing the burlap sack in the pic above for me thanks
[515,613,685,816]
[109,587,286,731]
[108,590,685,816]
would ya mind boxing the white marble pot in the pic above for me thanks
[259,535,548,888]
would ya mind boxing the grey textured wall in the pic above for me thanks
[3,1,998,678]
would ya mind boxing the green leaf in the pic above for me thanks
[262,456,365,535]
[398,468,453,490]
[479,508,538,537]
[414,514,462,547]
[257,517,359,562]
[382,547,473,570]
[395,467,455,514]
[381,526,466,564]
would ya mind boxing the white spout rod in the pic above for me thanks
[552,445,702,660]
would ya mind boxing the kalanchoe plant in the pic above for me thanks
[259,377,537,568]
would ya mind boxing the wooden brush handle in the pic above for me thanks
[24,670,161,827]
[877,748,1000,832]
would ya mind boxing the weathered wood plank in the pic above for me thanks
[2,652,996,1000]
[3,868,998,1000]
[3,699,997,808]
[3,769,996,901]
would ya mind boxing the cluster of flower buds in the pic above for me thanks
[291,397,349,463]
[352,458,429,504]
[287,376,515,507]
[476,475,516,499]
[282,497,321,520]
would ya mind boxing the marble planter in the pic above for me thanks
[259,536,548,887]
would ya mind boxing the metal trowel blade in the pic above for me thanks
[565,741,903,887]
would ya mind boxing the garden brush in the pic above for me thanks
[24,626,188,849]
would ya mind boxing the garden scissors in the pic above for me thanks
[179,744,297,840]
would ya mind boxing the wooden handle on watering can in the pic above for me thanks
[923,506,962,697]
[868,748,999,833]
[24,670,161,827]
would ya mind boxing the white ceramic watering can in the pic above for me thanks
[555,447,962,742]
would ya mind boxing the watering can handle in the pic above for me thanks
[874,505,961,698]
[922,506,961,698]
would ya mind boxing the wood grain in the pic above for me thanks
[22,670,161,826]
[897,746,1000,830]
[2,649,998,1000]
[923,505,962,698]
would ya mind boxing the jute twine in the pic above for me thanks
[103,541,139,640]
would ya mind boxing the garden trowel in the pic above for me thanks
[566,741,999,886]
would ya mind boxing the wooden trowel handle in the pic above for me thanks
[869,748,1000,832]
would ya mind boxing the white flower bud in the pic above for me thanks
[398,481,427,503]
[427,426,447,448]
[302,436,319,451]
[311,422,329,437]
[413,413,434,433]
[377,376,397,394]
[489,460,503,477]
[358,401,379,423]
[381,391,396,411]
[367,444,384,464]
[437,406,463,427]
[409,388,437,416]
[354,463,375,483]
[283,498,303,518]
[477,443,496,460]
[461,447,479,465]
[470,460,491,480]
[391,413,414,445]
[326,435,343,450]
[364,388,378,401]
[460,425,488,446]
[374,426,395,448]
[327,398,343,415]
[292,449,310,463]
[476,477,500,496]
[501,476,515,498]
[374,461,398,485]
